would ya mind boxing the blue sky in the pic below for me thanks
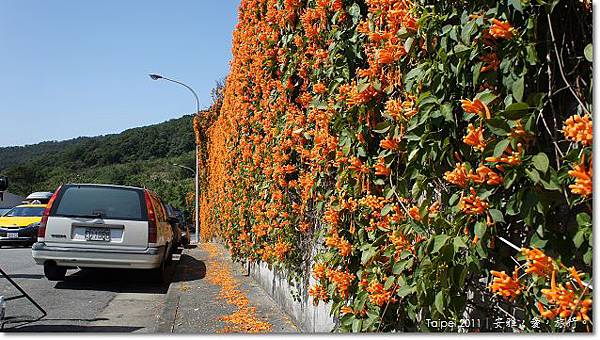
[0,0,239,146]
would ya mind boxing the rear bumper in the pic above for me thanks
[31,242,165,269]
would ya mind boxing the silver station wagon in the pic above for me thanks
[32,184,174,282]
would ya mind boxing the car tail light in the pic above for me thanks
[144,190,157,243]
[38,185,62,239]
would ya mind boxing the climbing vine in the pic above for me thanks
[199,0,592,332]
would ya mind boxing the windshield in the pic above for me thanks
[3,206,45,217]
[53,185,145,220]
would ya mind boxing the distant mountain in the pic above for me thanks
[0,137,94,171]
[0,115,195,170]
[0,115,197,217]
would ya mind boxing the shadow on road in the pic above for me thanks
[52,267,171,294]
[171,254,206,283]
[3,324,143,332]
[5,274,45,279]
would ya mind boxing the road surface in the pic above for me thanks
[0,245,174,332]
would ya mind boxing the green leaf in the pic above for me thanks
[476,90,498,105]
[486,118,511,136]
[532,153,550,173]
[525,168,540,184]
[381,204,392,216]
[541,178,561,191]
[584,43,593,62]
[488,209,505,223]
[512,77,525,102]
[577,212,592,226]
[396,284,414,298]
[434,291,445,315]
[493,139,511,157]
[404,37,415,53]
[573,230,585,248]
[453,236,468,253]
[474,221,487,238]
[502,102,529,120]
[504,170,517,188]
[431,235,450,253]
[361,246,377,265]
[393,261,404,274]
[352,318,363,333]
[509,0,523,12]
[584,250,592,265]
[529,232,547,248]
[373,121,391,134]
[453,44,470,54]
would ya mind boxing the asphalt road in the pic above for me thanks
[0,245,176,332]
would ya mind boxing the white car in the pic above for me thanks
[32,184,174,282]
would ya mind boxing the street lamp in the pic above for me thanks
[150,74,201,244]
[172,163,195,175]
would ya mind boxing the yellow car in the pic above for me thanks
[0,204,46,247]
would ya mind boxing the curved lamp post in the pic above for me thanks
[150,74,200,244]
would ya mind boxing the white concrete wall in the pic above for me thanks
[249,261,336,333]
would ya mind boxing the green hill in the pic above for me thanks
[0,115,197,218]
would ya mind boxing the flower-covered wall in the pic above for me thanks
[199,0,592,332]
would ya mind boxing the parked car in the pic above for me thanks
[0,208,10,216]
[23,192,53,204]
[0,203,46,247]
[165,205,183,248]
[31,184,174,282]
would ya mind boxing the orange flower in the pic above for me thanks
[460,98,491,119]
[468,165,503,186]
[485,143,523,166]
[309,284,330,305]
[459,187,489,215]
[273,240,291,261]
[480,52,500,73]
[444,163,468,187]
[313,82,327,94]
[325,232,353,257]
[540,270,592,321]
[327,269,355,299]
[463,123,487,151]
[507,119,534,143]
[367,280,397,307]
[313,262,329,280]
[408,206,422,221]
[390,231,412,254]
[340,306,354,315]
[374,157,391,176]
[563,114,593,146]
[385,98,403,120]
[380,137,400,150]
[348,156,370,174]
[522,247,556,278]
[489,18,515,40]
[568,155,592,197]
[489,267,523,300]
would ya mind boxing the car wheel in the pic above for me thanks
[152,259,168,284]
[44,263,67,281]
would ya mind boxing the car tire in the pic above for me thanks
[44,263,67,281]
[152,259,168,284]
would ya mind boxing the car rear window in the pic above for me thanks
[4,207,45,217]
[53,185,146,220]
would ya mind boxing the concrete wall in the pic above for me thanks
[249,261,336,333]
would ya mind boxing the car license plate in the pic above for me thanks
[7,232,18,238]
[85,228,111,242]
